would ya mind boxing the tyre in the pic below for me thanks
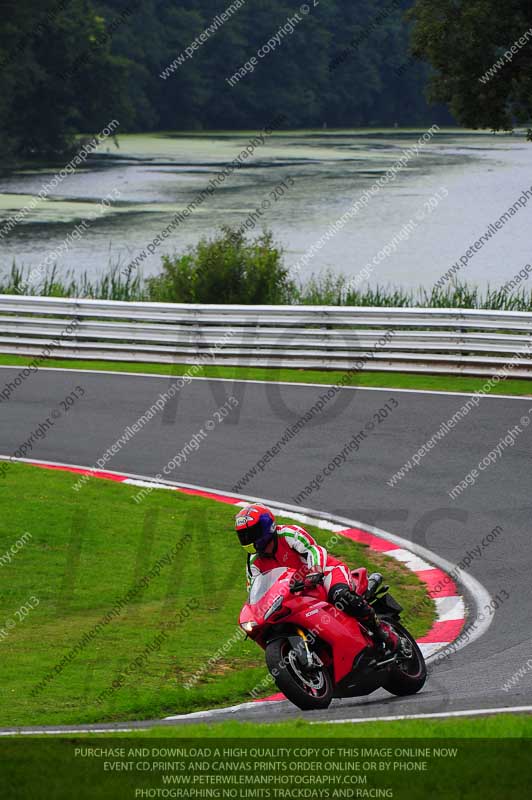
[265,637,333,710]
[383,621,427,696]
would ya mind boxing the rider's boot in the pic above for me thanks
[367,617,400,655]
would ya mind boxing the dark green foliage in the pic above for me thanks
[146,228,295,304]
[409,0,532,135]
[0,0,452,162]
[0,0,132,161]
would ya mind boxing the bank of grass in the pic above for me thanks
[0,462,433,728]
[111,713,532,737]
[2,716,530,800]
[1,353,532,396]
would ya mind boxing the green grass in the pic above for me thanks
[2,716,531,800]
[0,462,433,728]
[103,713,532,737]
[1,353,532,396]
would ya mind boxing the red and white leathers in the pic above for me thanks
[244,520,399,654]
[246,523,354,595]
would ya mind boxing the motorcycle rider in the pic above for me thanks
[235,503,399,654]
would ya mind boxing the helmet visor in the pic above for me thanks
[237,525,259,548]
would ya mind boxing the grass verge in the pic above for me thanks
[2,716,531,800]
[1,354,532,396]
[0,462,433,727]
[100,713,532,737]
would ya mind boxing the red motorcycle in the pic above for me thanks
[239,566,426,710]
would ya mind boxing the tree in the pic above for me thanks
[0,0,133,160]
[408,0,532,136]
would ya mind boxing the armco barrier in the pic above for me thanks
[0,295,531,377]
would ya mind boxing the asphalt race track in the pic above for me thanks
[1,365,532,730]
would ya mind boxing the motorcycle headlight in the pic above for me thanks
[241,620,258,633]
[264,596,283,621]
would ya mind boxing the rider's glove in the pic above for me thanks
[304,566,324,588]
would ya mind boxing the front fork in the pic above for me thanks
[289,628,323,670]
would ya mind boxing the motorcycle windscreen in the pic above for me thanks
[248,567,288,605]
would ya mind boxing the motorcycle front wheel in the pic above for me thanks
[265,638,333,710]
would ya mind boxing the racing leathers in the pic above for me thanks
[246,523,398,652]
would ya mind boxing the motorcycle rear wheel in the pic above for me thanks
[265,638,333,710]
[383,622,427,696]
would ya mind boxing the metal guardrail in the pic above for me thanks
[0,295,531,377]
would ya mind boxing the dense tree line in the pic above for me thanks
[0,0,453,160]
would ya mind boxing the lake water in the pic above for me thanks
[1,129,531,291]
